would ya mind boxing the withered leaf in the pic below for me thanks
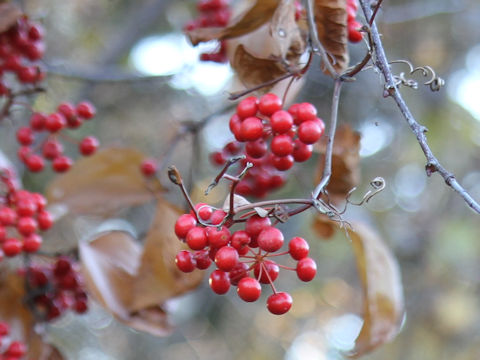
[316,124,361,201]
[0,3,22,33]
[186,0,281,45]
[46,147,161,216]
[315,0,349,74]
[346,222,405,358]
[131,199,203,311]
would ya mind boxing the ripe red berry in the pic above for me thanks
[236,96,258,119]
[258,93,282,116]
[5,341,27,358]
[240,117,264,141]
[271,134,294,157]
[296,102,317,123]
[17,66,38,83]
[245,215,271,240]
[224,141,242,155]
[245,138,267,158]
[231,230,251,251]
[3,238,22,257]
[271,155,294,171]
[174,214,197,239]
[270,110,293,134]
[28,23,44,41]
[206,226,230,248]
[140,159,157,177]
[0,321,10,336]
[29,112,46,131]
[267,292,293,315]
[348,20,363,43]
[16,126,34,145]
[296,257,317,281]
[229,262,249,286]
[254,260,279,284]
[257,226,284,252]
[16,217,38,236]
[237,277,262,302]
[210,210,227,225]
[37,210,53,230]
[79,136,99,156]
[23,233,42,253]
[193,203,213,221]
[209,269,230,294]
[210,151,226,166]
[17,199,37,217]
[54,257,72,276]
[26,154,45,172]
[193,249,212,269]
[0,207,17,226]
[292,139,313,162]
[186,226,208,250]
[57,102,76,118]
[75,299,88,313]
[42,139,63,160]
[214,246,239,271]
[175,250,196,272]
[289,237,309,260]
[298,120,323,144]
[45,113,66,132]
[76,101,96,119]
[52,156,73,172]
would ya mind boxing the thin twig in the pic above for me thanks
[359,0,480,214]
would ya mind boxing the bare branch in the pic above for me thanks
[359,0,480,214]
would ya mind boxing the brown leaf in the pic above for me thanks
[346,222,405,358]
[0,3,22,33]
[186,0,281,45]
[316,124,361,200]
[131,200,203,311]
[46,147,161,216]
[315,0,349,74]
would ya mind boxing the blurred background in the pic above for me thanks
[2,0,480,359]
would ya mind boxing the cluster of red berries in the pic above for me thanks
[210,93,324,197]
[0,322,27,359]
[347,0,363,43]
[24,257,88,321]
[184,0,231,63]
[0,16,45,95]
[0,172,53,259]
[16,101,98,173]
[174,204,317,315]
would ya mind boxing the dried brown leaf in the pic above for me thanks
[0,3,22,33]
[346,222,405,357]
[316,124,361,200]
[186,0,281,45]
[315,0,349,74]
[131,200,203,311]
[46,147,161,216]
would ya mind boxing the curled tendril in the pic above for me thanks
[346,177,386,207]
[389,60,445,92]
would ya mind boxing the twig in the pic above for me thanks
[359,0,480,214]
[312,79,343,199]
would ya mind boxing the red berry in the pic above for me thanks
[257,226,284,252]
[32,193,47,210]
[54,257,72,276]
[258,93,282,116]
[0,321,10,336]
[267,292,292,315]
[140,159,157,177]
[26,154,45,172]
[23,233,42,252]
[236,96,258,119]
[37,210,53,230]
[52,156,73,172]
[237,277,262,302]
[296,257,317,281]
[240,117,264,141]
[174,214,197,239]
[229,114,242,140]
[3,238,22,257]
[254,260,279,284]
[18,146,32,162]
[229,262,249,286]
[16,126,34,145]
[245,138,267,158]
[231,230,251,251]
[45,113,66,132]
[17,66,38,83]
[272,155,294,171]
[75,299,88,313]
[348,20,363,43]
[271,134,293,157]
[193,203,213,221]
[17,217,37,236]
[214,246,239,271]
[186,226,208,250]
[292,139,313,162]
[28,23,44,41]
[209,269,231,295]
[0,207,17,226]
[17,198,37,217]
[42,139,63,160]
[206,226,230,248]
[245,215,271,239]
[210,210,227,225]
[210,151,226,166]
[296,102,317,123]
[175,250,196,272]
[57,102,76,118]
[270,110,293,134]
[29,112,46,131]
[193,249,211,269]
[79,136,99,156]
[224,141,242,155]
[298,120,323,144]
[289,237,310,260]
[5,341,27,357]
[76,101,96,119]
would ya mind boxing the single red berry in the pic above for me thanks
[16,126,34,145]
[79,136,99,156]
[66,114,83,128]
[258,93,282,116]
[0,321,10,336]
[257,226,284,252]
[267,292,292,315]
[348,20,363,43]
[245,215,271,239]
[296,257,317,281]
[17,66,38,83]
[296,102,317,124]
[16,198,37,217]
[298,120,323,144]
[193,249,212,270]
[18,146,32,162]
[174,214,197,239]
[54,257,72,276]
[245,138,267,158]
[3,238,22,257]
[292,139,313,162]
[240,117,264,142]
[224,141,242,155]
[271,134,294,157]
[3,55,22,71]
[236,96,258,119]
[210,151,226,166]
[175,250,196,272]
[289,237,310,260]
[206,226,230,248]
[5,341,27,358]
[32,193,47,210]
[29,112,46,131]
[16,216,38,236]
[237,277,262,302]
[28,23,44,41]
[57,102,76,118]
[42,139,63,160]
[52,156,73,172]
[229,114,242,140]
[23,233,42,253]
[193,203,213,221]
[0,207,17,226]
[76,101,96,119]
[214,246,239,271]
[58,273,79,289]
[186,226,208,250]
[270,110,294,134]
[210,210,227,225]
[254,260,279,284]
[140,159,157,177]
[37,210,53,230]
[26,154,45,172]
[229,262,249,286]
[209,269,230,294]
[75,299,88,313]
[271,155,294,171]
[231,230,251,251]
[45,113,66,132]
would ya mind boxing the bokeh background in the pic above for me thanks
[2,0,480,359]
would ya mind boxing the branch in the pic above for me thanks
[359,0,480,214]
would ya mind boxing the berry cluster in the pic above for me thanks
[0,322,27,359]
[16,101,99,173]
[210,93,325,197]
[347,0,363,43]
[0,16,45,94]
[0,171,53,259]
[184,0,231,63]
[174,205,317,315]
[24,257,88,321]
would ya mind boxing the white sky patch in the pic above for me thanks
[359,120,394,157]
